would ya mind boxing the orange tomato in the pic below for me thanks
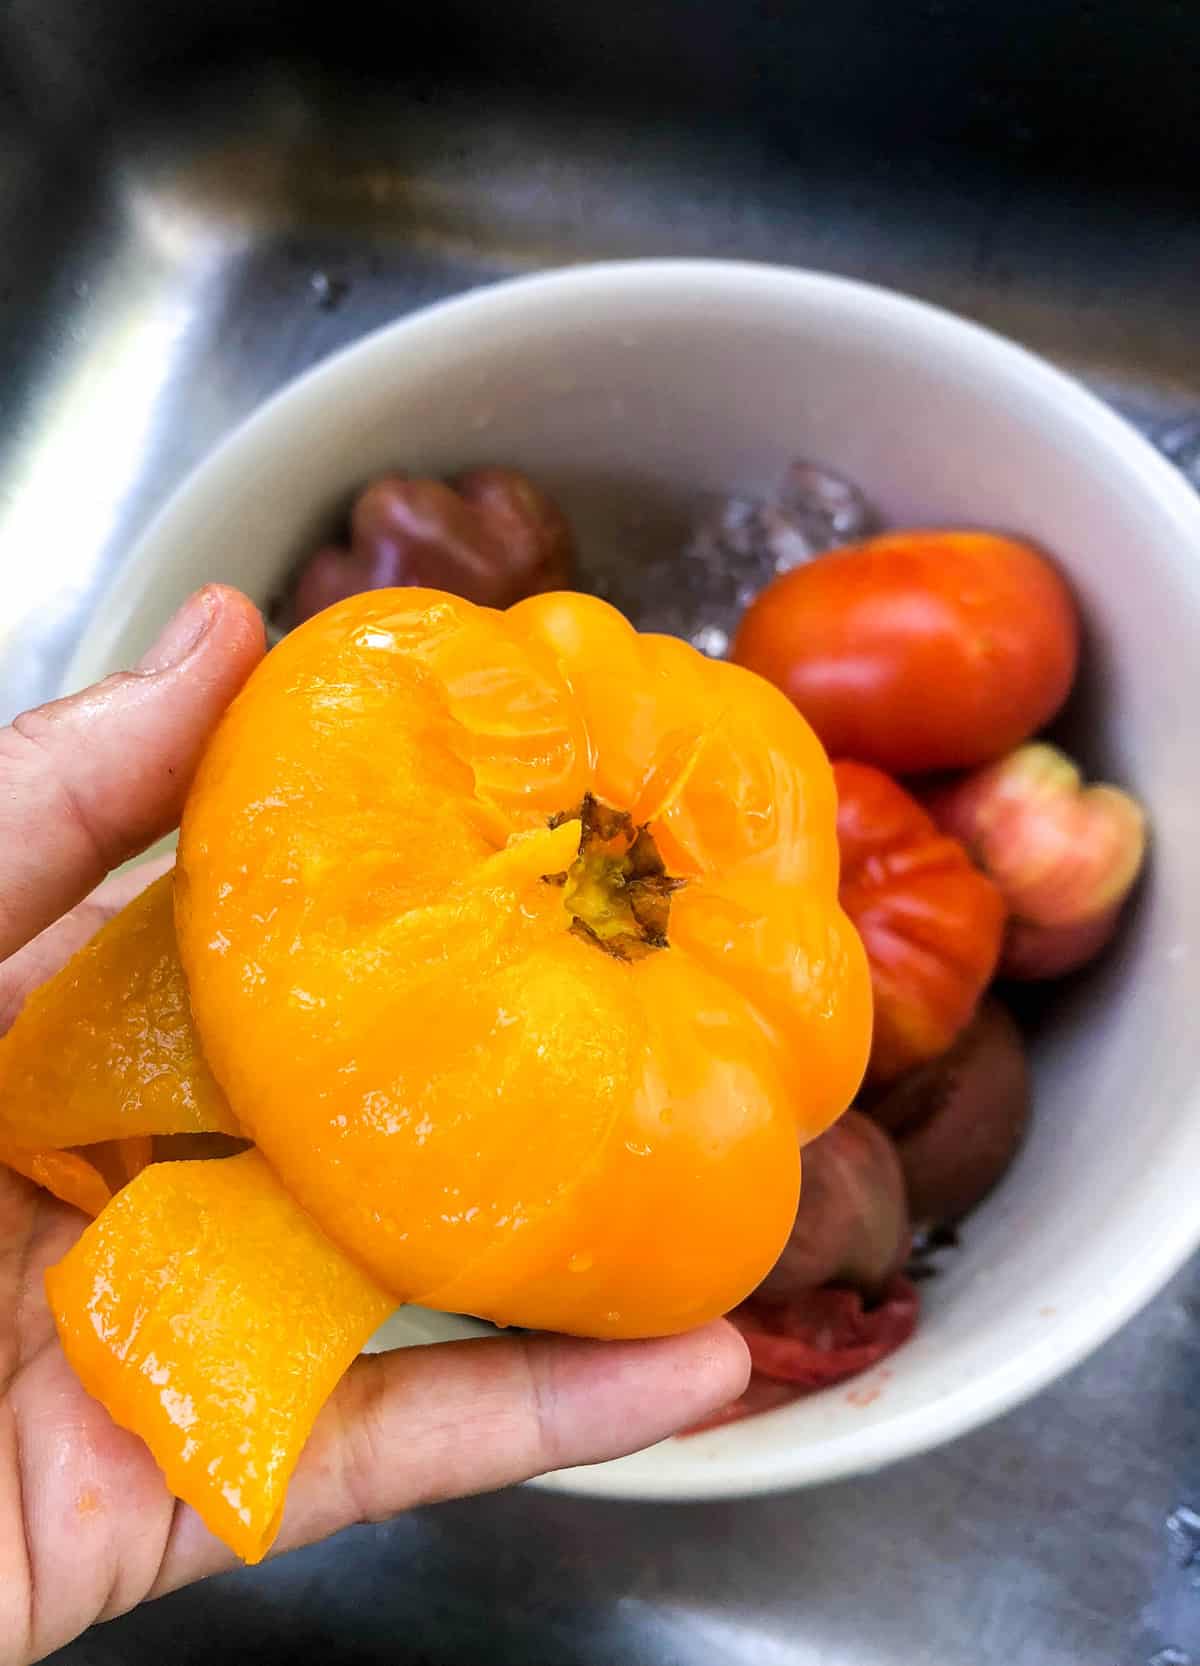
[733,531,1079,775]
[834,760,1006,1082]
[927,742,1147,979]
[176,590,871,1338]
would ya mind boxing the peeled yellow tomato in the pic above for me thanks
[176,590,871,1338]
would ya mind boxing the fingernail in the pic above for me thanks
[135,588,219,674]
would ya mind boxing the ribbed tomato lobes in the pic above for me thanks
[176,590,872,1339]
[833,760,1006,1084]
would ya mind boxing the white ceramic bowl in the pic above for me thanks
[66,260,1200,1501]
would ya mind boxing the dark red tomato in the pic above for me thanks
[732,531,1079,775]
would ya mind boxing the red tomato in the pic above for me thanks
[732,531,1079,775]
[834,760,1007,1083]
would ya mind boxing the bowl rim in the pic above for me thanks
[64,257,1200,1500]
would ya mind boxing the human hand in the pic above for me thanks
[0,586,749,1665]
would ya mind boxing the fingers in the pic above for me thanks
[0,587,264,960]
[308,1323,751,1524]
[149,1322,750,1592]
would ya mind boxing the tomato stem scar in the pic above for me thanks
[545,793,684,961]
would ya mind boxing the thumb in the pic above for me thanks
[0,585,264,958]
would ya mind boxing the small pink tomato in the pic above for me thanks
[927,743,1147,979]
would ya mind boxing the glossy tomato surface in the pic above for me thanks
[733,531,1079,775]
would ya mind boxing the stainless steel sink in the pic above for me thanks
[6,4,1200,1662]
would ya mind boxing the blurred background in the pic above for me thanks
[4,2,1200,1660]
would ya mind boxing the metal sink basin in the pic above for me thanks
[5,4,1200,1662]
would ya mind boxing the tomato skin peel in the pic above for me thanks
[45,1151,394,1565]
[0,873,239,1216]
